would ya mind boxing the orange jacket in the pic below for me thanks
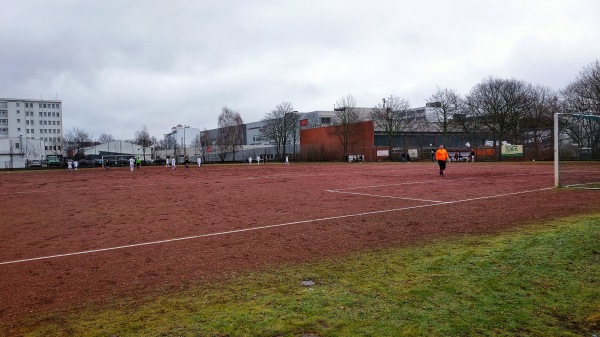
[435,149,449,161]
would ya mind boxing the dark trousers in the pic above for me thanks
[438,160,446,171]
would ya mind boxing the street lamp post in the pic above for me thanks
[182,125,189,158]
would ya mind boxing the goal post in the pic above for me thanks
[554,112,600,189]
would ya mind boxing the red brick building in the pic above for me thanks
[300,121,376,161]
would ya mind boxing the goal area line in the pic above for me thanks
[0,187,552,266]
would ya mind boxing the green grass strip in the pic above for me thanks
[11,214,600,337]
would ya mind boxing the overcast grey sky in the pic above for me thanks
[1,0,599,140]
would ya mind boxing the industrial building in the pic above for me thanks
[0,98,63,168]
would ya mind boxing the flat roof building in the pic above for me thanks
[0,98,64,168]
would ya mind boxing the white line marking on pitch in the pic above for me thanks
[325,189,443,203]
[0,187,553,266]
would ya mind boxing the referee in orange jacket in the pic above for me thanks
[435,145,449,177]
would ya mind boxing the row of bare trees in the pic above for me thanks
[65,60,598,162]
[329,60,599,161]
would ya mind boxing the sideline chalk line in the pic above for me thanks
[0,186,553,266]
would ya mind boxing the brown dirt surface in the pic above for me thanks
[0,162,598,328]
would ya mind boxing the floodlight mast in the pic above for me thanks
[554,113,559,188]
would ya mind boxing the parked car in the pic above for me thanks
[28,159,42,167]
[116,157,129,166]
[46,154,64,167]
[78,159,95,167]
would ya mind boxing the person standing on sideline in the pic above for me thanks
[166,157,169,168]
[171,157,176,169]
[256,154,260,165]
[285,155,289,165]
[105,158,110,170]
[67,160,73,172]
[248,156,252,164]
[197,156,202,168]
[129,157,135,172]
[435,145,449,177]
[73,160,79,171]
[184,155,190,169]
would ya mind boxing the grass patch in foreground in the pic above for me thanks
[12,214,600,337]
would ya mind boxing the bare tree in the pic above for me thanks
[369,95,411,160]
[521,85,557,158]
[134,125,152,161]
[217,106,244,162]
[464,77,531,159]
[287,111,301,159]
[262,101,296,159]
[192,134,203,160]
[427,87,463,145]
[332,94,363,160]
[201,128,212,162]
[98,133,114,144]
[64,127,91,159]
[25,138,44,161]
[561,60,600,156]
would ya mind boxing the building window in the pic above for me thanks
[15,143,20,149]
[57,121,60,125]
[17,119,20,123]
[43,104,47,108]
[39,112,42,117]
[17,127,21,131]
[16,103,20,107]
[57,112,60,117]
[26,129,30,133]
[17,110,20,114]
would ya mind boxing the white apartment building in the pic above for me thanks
[0,98,63,168]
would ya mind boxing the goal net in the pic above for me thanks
[554,113,600,189]
[100,155,133,167]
